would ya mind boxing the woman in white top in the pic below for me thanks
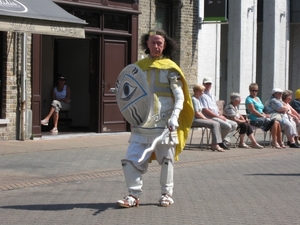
[41,75,71,134]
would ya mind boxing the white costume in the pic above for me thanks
[116,55,194,208]
[122,67,184,199]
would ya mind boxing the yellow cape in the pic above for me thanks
[136,58,194,161]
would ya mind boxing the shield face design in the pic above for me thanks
[115,64,150,126]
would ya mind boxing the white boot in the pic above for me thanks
[159,194,174,207]
[117,160,143,208]
[160,158,174,199]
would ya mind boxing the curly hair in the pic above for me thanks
[140,28,178,57]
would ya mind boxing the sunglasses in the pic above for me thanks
[250,90,258,92]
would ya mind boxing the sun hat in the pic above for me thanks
[272,88,283,94]
[202,77,212,84]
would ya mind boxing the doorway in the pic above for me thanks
[41,37,90,132]
[54,38,90,131]
[38,34,130,136]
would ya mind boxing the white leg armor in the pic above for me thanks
[160,158,174,196]
[121,159,143,198]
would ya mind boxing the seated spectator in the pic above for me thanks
[199,78,238,150]
[192,84,224,152]
[290,88,300,114]
[245,83,282,149]
[224,92,263,149]
[281,90,300,138]
[264,88,299,148]
[41,75,71,134]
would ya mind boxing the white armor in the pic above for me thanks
[122,67,184,198]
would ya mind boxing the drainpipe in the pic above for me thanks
[20,33,27,141]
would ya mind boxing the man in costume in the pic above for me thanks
[116,29,194,207]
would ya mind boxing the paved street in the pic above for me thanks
[1,130,300,225]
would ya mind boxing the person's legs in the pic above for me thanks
[192,119,223,151]
[212,117,232,149]
[239,134,245,144]
[117,141,149,208]
[116,160,142,207]
[155,143,175,206]
[282,119,298,146]
[50,112,59,133]
[238,123,247,146]
[212,117,230,140]
[41,100,62,132]
[42,107,55,122]
[244,123,263,148]
[296,123,300,138]
[248,133,257,144]
[159,158,174,206]
[271,121,281,148]
[224,119,238,143]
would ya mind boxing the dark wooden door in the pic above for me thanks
[32,34,42,138]
[101,37,128,132]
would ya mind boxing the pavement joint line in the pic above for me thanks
[0,148,298,191]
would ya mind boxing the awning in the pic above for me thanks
[0,0,86,38]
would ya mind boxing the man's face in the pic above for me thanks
[203,82,212,91]
[147,35,166,58]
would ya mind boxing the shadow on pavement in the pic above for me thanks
[1,203,117,215]
[1,202,160,215]
[0,203,164,216]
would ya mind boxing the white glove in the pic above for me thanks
[168,108,181,131]
[168,115,179,131]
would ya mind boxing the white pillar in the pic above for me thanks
[227,0,257,103]
[198,0,221,99]
[261,0,289,101]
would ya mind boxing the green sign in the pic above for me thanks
[204,0,228,22]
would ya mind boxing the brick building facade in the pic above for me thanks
[0,0,200,141]
[138,0,199,89]
[0,33,32,140]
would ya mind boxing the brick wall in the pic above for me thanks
[0,32,32,141]
[138,0,198,93]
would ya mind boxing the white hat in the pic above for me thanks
[203,77,212,84]
[272,88,283,94]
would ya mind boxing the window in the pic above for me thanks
[62,7,101,28]
[155,1,173,36]
[104,13,129,31]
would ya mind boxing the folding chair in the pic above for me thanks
[188,126,211,150]
[232,126,241,146]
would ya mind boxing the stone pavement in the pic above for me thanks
[1,130,300,225]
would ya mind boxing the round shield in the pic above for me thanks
[115,64,150,126]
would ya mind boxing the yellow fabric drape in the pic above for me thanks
[136,58,194,161]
